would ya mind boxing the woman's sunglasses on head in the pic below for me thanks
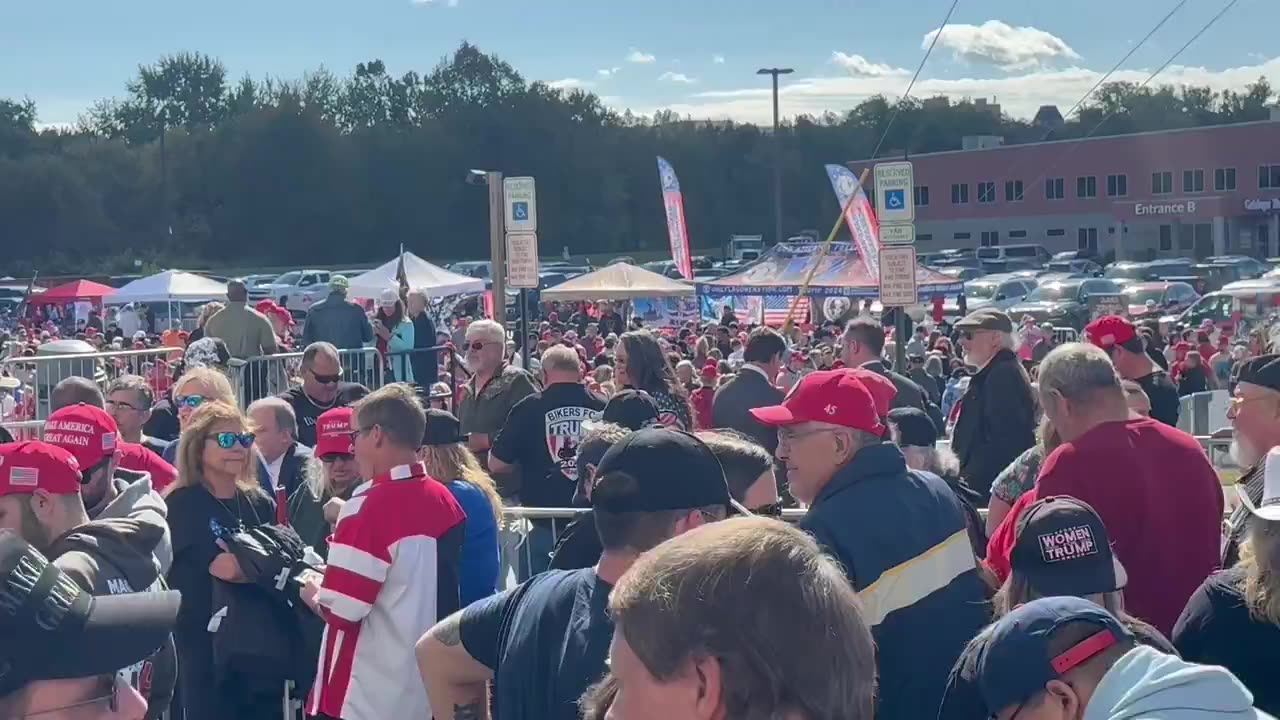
[176,394,206,409]
[211,432,255,449]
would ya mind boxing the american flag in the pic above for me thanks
[763,296,810,327]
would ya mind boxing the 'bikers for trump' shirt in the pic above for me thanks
[491,383,604,508]
[307,463,465,720]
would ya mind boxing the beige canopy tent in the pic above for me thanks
[539,263,694,301]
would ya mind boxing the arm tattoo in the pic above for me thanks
[429,611,464,647]
[453,702,483,720]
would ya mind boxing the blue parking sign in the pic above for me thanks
[885,189,905,210]
[513,201,529,221]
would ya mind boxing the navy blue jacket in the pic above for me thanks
[799,442,990,720]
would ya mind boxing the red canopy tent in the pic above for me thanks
[28,279,117,305]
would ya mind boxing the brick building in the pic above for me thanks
[853,115,1280,261]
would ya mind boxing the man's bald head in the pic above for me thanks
[51,376,105,411]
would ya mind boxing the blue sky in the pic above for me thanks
[2,0,1276,126]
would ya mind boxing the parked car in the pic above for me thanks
[1104,261,1154,282]
[1122,281,1199,319]
[943,273,1037,316]
[447,261,493,279]
[1177,286,1280,330]
[1006,277,1125,330]
[1170,263,1251,295]
[1045,258,1103,276]
[1207,255,1268,279]
[936,265,985,282]
[261,269,334,313]
[975,244,1053,266]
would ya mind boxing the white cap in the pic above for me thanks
[379,288,400,306]
[1248,447,1280,522]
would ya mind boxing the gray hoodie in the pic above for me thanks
[88,469,172,573]
[1086,645,1277,720]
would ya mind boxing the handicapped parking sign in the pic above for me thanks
[885,189,905,210]
[513,202,529,221]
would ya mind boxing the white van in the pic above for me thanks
[975,244,1052,266]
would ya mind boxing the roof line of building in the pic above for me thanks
[852,118,1278,164]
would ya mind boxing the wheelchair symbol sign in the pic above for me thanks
[885,190,905,210]
[513,202,529,221]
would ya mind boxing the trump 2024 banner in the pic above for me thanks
[825,164,881,277]
[657,157,694,281]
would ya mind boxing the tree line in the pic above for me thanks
[0,43,1274,275]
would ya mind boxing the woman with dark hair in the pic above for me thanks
[614,330,692,430]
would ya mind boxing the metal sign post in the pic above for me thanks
[874,160,916,371]
[504,178,539,369]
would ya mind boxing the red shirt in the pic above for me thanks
[116,441,178,492]
[986,417,1222,635]
[690,386,715,430]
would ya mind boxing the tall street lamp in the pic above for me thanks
[757,67,793,245]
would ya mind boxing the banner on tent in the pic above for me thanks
[634,296,700,327]
[700,296,763,325]
[657,157,695,281]
[826,165,881,277]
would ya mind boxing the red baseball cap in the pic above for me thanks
[750,370,885,435]
[1085,316,1138,349]
[315,407,355,458]
[42,404,119,470]
[0,441,83,496]
[843,368,900,418]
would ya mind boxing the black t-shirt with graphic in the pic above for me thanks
[491,383,604,508]
[279,383,369,447]
[1136,370,1180,427]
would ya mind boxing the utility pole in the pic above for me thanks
[757,67,793,245]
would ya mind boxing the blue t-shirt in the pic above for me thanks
[446,479,500,605]
[459,568,613,720]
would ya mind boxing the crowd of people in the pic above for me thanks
[3,272,1280,720]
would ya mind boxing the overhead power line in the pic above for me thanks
[868,0,961,160]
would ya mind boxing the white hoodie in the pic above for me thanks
[90,469,173,574]
[1086,646,1276,720]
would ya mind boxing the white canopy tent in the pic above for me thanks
[105,270,228,304]
[347,251,485,299]
[539,263,693,301]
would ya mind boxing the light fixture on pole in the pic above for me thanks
[757,67,793,245]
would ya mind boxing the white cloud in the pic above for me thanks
[614,56,1280,126]
[659,72,697,84]
[597,67,620,78]
[627,49,657,64]
[713,55,726,65]
[548,78,592,90]
[830,52,908,78]
[925,20,1081,71]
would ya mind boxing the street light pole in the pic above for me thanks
[757,67,793,246]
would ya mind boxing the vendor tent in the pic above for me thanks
[106,270,228,304]
[28,280,116,304]
[540,263,694,301]
[697,241,965,299]
[347,251,485,299]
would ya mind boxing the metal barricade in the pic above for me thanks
[0,420,44,441]
[385,345,460,400]
[0,347,177,421]
[229,347,382,406]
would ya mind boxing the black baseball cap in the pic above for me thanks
[1234,354,1280,392]
[592,427,746,515]
[594,389,660,431]
[886,407,938,448]
[1012,496,1127,597]
[963,597,1134,716]
[0,530,180,696]
[421,408,468,447]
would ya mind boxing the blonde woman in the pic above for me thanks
[287,407,364,558]
[1173,447,1280,715]
[164,401,274,720]
[160,366,237,465]
[418,408,502,603]
[188,301,225,343]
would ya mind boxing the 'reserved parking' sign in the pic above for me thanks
[873,161,914,224]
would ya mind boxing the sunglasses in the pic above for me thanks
[468,341,497,352]
[309,369,342,384]
[176,394,206,409]
[321,453,355,464]
[211,432,255,449]
[750,502,783,518]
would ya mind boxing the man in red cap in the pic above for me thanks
[1085,314,1180,427]
[750,370,988,720]
[0,440,177,719]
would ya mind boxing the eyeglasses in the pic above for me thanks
[105,399,143,412]
[468,341,498,352]
[321,453,355,464]
[777,426,839,448]
[750,502,783,518]
[211,432,255,449]
[23,673,120,718]
[308,368,342,384]
[175,394,206,409]
[1229,394,1275,412]
[345,425,377,442]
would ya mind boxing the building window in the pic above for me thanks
[977,181,996,203]
[1076,176,1098,199]
[1152,171,1173,195]
[1047,228,1065,237]
[951,183,969,204]
[1045,178,1064,200]
[1106,174,1128,197]
[1004,180,1024,202]
[913,186,930,207]
[953,232,971,240]
[1077,227,1098,252]
[1261,165,1280,190]
[1009,230,1028,239]
[1159,225,1173,252]
[980,231,1000,247]
[1178,224,1194,250]
[1183,169,1205,193]
[917,234,933,242]
[1215,168,1237,191]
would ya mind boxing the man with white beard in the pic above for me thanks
[1223,354,1280,566]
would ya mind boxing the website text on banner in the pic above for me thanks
[826,164,881,277]
[656,156,694,281]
